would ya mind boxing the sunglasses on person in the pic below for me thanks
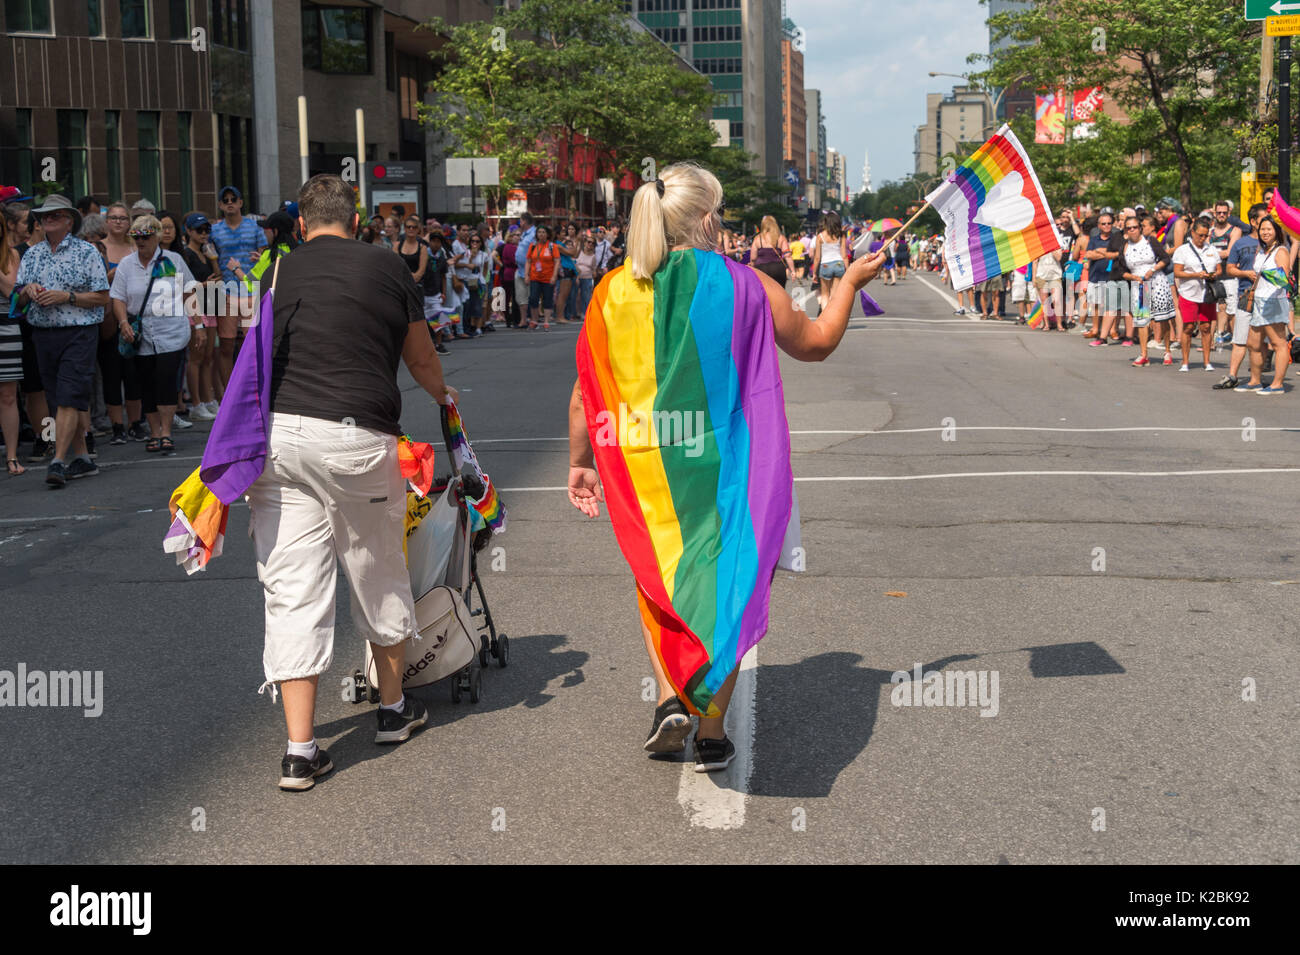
[129,230,157,240]
[221,196,240,204]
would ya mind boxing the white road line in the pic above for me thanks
[0,514,101,525]
[794,468,1300,481]
[498,467,1300,493]
[914,273,961,310]
[677,646,757,830]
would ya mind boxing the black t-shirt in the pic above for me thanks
[180,245,213,283]
[1086,228,1125,282]
[269,234,423,436]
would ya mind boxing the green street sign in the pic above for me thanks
[1246,0,1300,20]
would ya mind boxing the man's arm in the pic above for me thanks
[400,321,453,404]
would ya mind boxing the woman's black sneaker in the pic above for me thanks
[1212,375,1239,390]
[110,425,128,445]
[128,421,149,441]
[694,735,736,773]
[435,343,450,354]
[644,698,692,753]
[66,458,99,480]
[374,695,428,744]
[278,747,334,791]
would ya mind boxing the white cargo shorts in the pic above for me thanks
[247,413,416,692]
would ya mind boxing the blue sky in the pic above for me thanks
[792,0,991,191]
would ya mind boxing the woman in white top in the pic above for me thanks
[1119,215,1173,365]
[110,215,196,454]
[810,211,848,311]
[454,233,491,337]
[1240,215,1292,394]
[575,237,597,321]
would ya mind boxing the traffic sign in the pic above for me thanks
[1246,0,1300,20]
[1266,13,1300,33]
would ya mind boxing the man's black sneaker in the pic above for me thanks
[66,458,99,480]
[278,747,334,791]
[375,694,428,744]
[110,425,128,445]
[435,343,450,355]
[644,697,692,753]
[45,461,66,488]
[85,433,96,458]
[27,438,50,463]
[1212,375,1239,390]
[127,421,149,441]
[694,735,736,773]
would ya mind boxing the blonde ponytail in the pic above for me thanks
[627,181,668,281]
[625,163,725,282]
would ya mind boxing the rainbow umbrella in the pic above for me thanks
[871,217,902,234]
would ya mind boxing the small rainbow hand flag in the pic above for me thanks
[1026,301,1044,328]
[443,401,506,534]
[926,124,1062,292]
[163,467,228,574]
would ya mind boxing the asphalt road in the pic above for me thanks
[1,269,1297,864]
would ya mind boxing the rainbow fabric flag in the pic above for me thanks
[164,467,229,574]
[443,400,506,534]
[1026,301,1044,329]
[926,124,1062,292]
[1155,213,1180,244]
[576,250,793,716]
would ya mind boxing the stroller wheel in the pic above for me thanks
[469,666,482,703]
[496,634,509,669]
[451,672,463,704]
[479,636,490,669]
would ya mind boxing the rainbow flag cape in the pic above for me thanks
[926,124,1061,292]
[576,250,793,716]
[1026,301,1044,328]
[1268,192,1300,241]
[1155,213,1180,245]
[443,400,506,533]
[164,467,229,574]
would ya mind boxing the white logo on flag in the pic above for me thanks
[972,171,1035,233]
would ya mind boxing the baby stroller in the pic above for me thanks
[349,405,507,706]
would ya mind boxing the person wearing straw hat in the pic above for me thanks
[11,195,111,487]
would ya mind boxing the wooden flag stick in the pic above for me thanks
[876,201,932,256]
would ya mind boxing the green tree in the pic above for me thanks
[978,0,1259,211]
[419,0,717,209]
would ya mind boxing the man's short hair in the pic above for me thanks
[1214,200,1229,211]
[76,196,100,214]
[1248,202,1269,222]
[519,212,534,226]
[131,198,156,214]
[1193,215,1213,233]
[298,174,357,232]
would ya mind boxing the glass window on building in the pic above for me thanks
[121,0,151,38]
[14,109,35,195]
[105,110,122,201]
[6,0,52,32]
[210,0,249,51]
[137,111,162,206]
[178,112,194,211]
[169,0,190,40]
[216,114,253,199]
[88,0,103,36]
[302,4,372,74]
[56,110,90,200]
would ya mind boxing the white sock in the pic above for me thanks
[287,738,318,759]
[380,694,405,713]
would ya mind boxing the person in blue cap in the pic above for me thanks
[210,185,264,389]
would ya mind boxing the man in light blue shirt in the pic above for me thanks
[514,213,535,323]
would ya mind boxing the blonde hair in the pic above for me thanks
[626,162,723,281]
[130,214,161,234]
[760,215,782,248]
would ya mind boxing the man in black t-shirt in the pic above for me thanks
[244,173,457,792]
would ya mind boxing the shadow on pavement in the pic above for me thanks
[751,642,1123,798]
[313,633,587,782]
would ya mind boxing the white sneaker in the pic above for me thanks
[1204,364,1215,371]
[1179,364,1190,372]
[191,404,216,421]
[1151,342,1165,351]
[172,413,194,430]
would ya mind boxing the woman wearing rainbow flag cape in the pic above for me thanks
[567,163,885,772]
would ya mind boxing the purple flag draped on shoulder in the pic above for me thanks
[199,288,275,504]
